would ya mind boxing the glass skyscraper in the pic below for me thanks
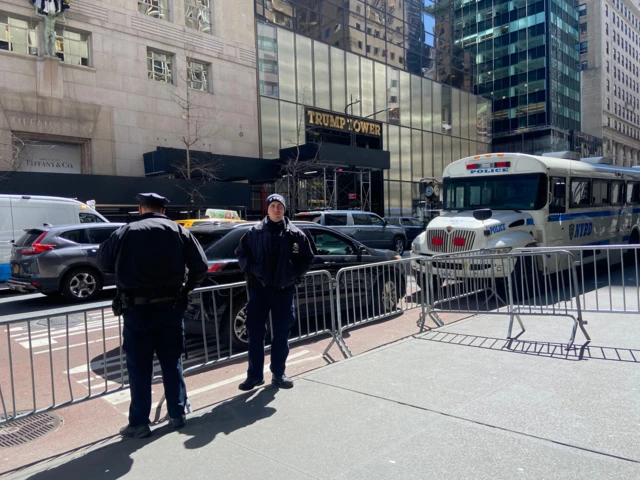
[455,0,582,153]
[253,0,492,216]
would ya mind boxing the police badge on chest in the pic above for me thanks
[293,242,299,254]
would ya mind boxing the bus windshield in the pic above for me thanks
[444,173,547,211]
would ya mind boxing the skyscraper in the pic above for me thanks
[455,0,583,154]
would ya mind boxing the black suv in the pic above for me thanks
[186,221,407,347]
[8,223,123,302]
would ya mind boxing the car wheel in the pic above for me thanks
[220,298,251,350]
[393,237,405,255]
[373,274,400,315]
[61,268,103,302]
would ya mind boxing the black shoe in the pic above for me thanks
[238,377,265,391]
[170,415,186,429]
[271,374,294,389]
[119,424,151,439]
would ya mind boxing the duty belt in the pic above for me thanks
[131,296,180,306]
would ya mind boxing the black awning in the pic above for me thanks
[0,171,252,208]
[143,147,281,182]
[279,143,390,170]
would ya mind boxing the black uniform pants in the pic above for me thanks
[246,285,296,379]
[122,302,187,427]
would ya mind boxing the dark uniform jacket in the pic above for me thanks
[235,217,314,289]
[97,213,208,295]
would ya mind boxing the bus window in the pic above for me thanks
[570,179,591,208]
[592,180,610,206]
[549,177,566,214]
[611,182,624,206]
[627,182,640,204]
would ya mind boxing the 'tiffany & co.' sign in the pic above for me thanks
[305,108,382,137]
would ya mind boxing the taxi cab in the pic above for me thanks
[175,209,245,228]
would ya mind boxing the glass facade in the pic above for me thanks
[455,0,581,150]
[256,2,491,216]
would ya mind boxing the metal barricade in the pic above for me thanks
[334,257,430,355]
[0,270,343,426]
[423,248,591,359]
[512,245,640,315]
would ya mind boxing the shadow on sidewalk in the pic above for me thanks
[20,388,278,480]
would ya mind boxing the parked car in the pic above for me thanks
[7,223,124,302]
[0,194,108,282]
[384,216,426,247]
[186,221,407,347]
[292,210,408,255]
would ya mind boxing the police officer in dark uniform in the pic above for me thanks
[97,193,208,438]
[235,194,314,391]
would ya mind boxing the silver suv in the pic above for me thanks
[8,223,123,302]
[293,210,408,254]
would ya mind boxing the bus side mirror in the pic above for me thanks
[553,183,566,199]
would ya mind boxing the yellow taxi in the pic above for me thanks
[175,209,245,228]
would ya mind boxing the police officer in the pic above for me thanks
[235,194,314,391]
[97,193,208,438]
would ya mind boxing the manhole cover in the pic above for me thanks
[0,411,63,449]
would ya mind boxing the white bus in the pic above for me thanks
[411,153,640,284]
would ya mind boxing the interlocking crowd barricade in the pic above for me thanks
[421,247,591,359]
[512,245,640,315]
[334,257,430,356]
[0,270,344,426]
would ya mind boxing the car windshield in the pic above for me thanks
[444,173,547,211]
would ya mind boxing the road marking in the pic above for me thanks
[101,350,314,406]
[18,337,58,348]
[33,335,121,354]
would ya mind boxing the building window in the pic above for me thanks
[580,23,587,35]
[580,41,588,54]
[356,23,361,30]
[366,44,371,53]
[607,60,610,72]
[138,0,169,19]
[0,13,37,55]
[606,41,609,53]
[188,60,209,91]
[606,4,609,16]
[607,79,610,91]
[357,40,362,49]
[55,29,90,66]
[259,59,277,73]
[606,23,609,35]
[185,0,211,33]
[607,98,610,110]
[578,4,586,17]
[581,61,588,70]
[147,49,173,83]
[374,47,379,55]
[390,52,395,60]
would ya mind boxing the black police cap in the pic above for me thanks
[136,193,170,207]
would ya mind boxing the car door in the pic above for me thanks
[85,226,120,285]
[368,213,392,246]
[352,213,377,247]
[305,227,370,324]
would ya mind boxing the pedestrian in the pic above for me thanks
[97,193,208,438]
[235,193,314,391]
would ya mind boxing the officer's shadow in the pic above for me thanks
[21,388,278,480]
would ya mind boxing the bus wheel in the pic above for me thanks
[624,231,640,267]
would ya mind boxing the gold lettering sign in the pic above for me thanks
[304,107,382,138]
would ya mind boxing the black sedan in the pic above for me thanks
[185,221,407,348]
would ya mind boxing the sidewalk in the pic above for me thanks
[6,311,640,479]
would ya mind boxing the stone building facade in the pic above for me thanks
[0,0,258,177]
[580,0,640,165]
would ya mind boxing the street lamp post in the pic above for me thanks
[344,94,361,147]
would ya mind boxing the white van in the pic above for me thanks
[0,195,108,282]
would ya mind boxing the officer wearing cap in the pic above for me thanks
[235,194,314,390]
[98,193,208,438]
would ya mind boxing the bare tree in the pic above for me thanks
[279,97,323,214]
[170,41,223,212]
[0,133,31,184]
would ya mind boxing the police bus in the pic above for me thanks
[410,153,640,285]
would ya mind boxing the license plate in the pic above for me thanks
[12,264,19,274]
